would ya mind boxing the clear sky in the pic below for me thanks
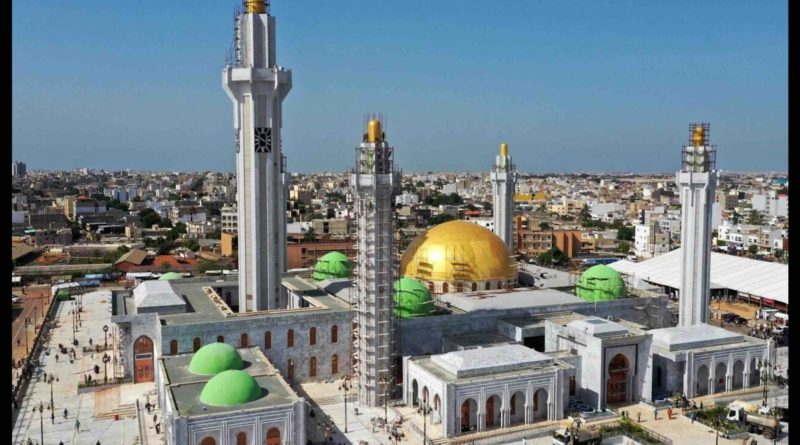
[12,0,787,174]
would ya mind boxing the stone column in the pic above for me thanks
[708,377,715,396]
[524,404,532,424]
[547,400,553,421]
[725,373,732,392]
[501,409,509,428]
[743,371,750,389]
[477,413,485,432]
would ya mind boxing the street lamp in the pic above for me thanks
[103,325,109,351]
[380,373,391,423]
[339,376,352,433]
[103,353,111,384]
[39,400,44,445]
[420,399,432,445]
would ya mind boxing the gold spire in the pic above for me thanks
[245,1,266,14]
[367,119,382,143]
[692,125,704,147]
[500,143,509,156]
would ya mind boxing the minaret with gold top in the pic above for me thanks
[491,143,517,250]
[677,123,717,326]
[223,1,292,311]
[350,117,401,407]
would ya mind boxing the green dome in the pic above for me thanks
[312,251,351,281]
[200,370,262,406]
[159,272,183,281]
[393,277,434,319]
[575,264,625,302]
[189,343,244,376]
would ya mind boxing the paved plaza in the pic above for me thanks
[12,289,162,445]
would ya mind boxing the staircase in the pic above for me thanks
[95,403,137,420]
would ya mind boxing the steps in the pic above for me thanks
[95,403,136,420]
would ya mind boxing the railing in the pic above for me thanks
[599,420,673,445]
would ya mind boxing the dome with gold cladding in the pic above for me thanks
[400,220,517,292]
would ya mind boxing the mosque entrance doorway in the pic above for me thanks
[134,335,154,383]
[485,395,501,428]
[411,380,419,406]
[265,427,280,445]
[606,354,628,404]
[460,398,477,433]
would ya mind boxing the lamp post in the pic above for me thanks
[103,325,109,351]
[103,353,111,384]
[420,399,431,445]
[25,323,29,355]
[39,400,44,445]
[380,373,390,423]
[339,376,352,433]
[50,378,54,415]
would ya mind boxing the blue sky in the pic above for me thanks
[12,0,787,173]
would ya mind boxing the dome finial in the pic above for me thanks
[500,143,509,156]
[367,119,382,143]
[245,1,266,14]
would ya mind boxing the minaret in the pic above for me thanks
[351,117,401,407]
[677,123,717,326]
[491,143,516,250]
[223,1,292,311]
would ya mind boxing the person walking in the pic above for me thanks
[64,408,68,419]
[153,413,157,423]
[89,338,92,346]
[637,412,641,423]
[667,407,673,420]
[75,419,80,431]
[653,408,658,420]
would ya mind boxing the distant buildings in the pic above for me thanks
[12,161,27,177]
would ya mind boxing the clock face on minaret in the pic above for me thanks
[254,127,272,153]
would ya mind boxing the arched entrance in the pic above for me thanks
[236,432,247,445]
[169,340,178,355]
[732,360,745,390]
[411,380,419,406]
[485,395,501,428]
[606,354,628,404]
[193,337,202,352]
[510,391,526,425]
[241,333,249,347]
[460,398,477,433]
[532,388,548,421]
[697,365,710,396]
[200,437,216,445]
[134,336,154,383]
[331,354,338,375]
[715,362,727,393]
[422,386,429,405]
[750,358,760,386]
[434,394,441,418]
[265,427,280,445]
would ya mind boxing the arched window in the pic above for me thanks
[200,437,216,445]
[193,337,202,352]
[264,331,272,350]
[287,329,294,347]
[471,283,477,291]
[510,394,517,415]
[217,335,224,343]
[236,432,247,445]
[331,354,338,375]
[240,333,248,347]
[266,428,280,445]
[485,282,491,290]
[331,325,338,344]
[429,283,435,293]
[443,282,449,293]
[169,340,178,355]
[456,282,463,292]
[497,281,502,289]
[310,356,317,377]
[309,327,317,346]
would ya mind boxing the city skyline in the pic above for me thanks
[12,1,787,173]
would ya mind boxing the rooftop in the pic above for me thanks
[649,323,744,351]
[438,287,584,312]
[430,344,554,378]
[133,280,186,309]
[566,316,630,338]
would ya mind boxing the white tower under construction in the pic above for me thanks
[223,1,291,311]
[491,143,517,250]
[351,118,401,407]
[677,123,717,326]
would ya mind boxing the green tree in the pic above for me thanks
[428,213,456,225]
[198,259,220,274]
[539,222,552,231]
[137,208,162,228]
[161,262,172,272]
[578,204,591,222]
[303,227,317,243]
[617,241,631,253]
[747,210,763,225]
[537,247,567,267]
[481,201,493,211]
[748,244,758,256]
[616,226,635,241]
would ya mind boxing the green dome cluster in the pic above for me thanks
[575,264,625,302]
[200,370,262,406]
[312,251,351,281]
[189,343,244,376]
[393,277,434,319]
[159,272,183,281]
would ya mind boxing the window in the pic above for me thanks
[193,337,201,352]
[287,359,295,380]
[331,325,338,344]
[240,333,248,347]
[331,354,338,375]
[217,335,224,343]
[510,394,516,415]
[309,327,317,346]
[471,283,477,291]
[169,340,178,355]
[264,331,272,349]
[236,432,247,445]
[310,356,317,377]
[287,329,294,347]
[485,282,491,290]
[569,376,576,396]
[443,283,449,293]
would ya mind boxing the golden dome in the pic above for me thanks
[400,220,516,283]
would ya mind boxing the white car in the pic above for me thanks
[11,296,21,304]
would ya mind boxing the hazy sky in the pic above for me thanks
[12,1,787,173]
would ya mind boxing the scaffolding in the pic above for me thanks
[350,121,401,407]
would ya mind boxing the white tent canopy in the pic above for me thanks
[610,248,788,305]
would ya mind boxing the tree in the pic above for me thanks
[617,241,631,253]
[481,202,493,212]
[539,222,552,231]
[428,213,456,225]
[161,262,172,272]
[747,210,763,225]
[579,204,592,222]
[748,244,758,256]
[138,208,162,228]
[303,227,317,243]
[197,259,220,274]
[616,226,635,241]
[537,247,568,267]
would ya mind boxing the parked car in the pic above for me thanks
[722,313,738,323]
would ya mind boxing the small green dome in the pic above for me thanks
[575,264,625,302]
[189,343,244,376]
[200,370,262,406]
[159,272,183,281]
[312,251,351,281]
[393,277,434,319]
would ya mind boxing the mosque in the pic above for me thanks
[110,2,775,444]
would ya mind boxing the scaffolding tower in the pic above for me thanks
[350,116,401,407]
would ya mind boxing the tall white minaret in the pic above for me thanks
[223,1,291,311]
[677,123,717,326]
[351,118,401,407]
[491,143,516,250]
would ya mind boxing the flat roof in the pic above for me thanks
[610,248,788,304]
[650,323,744,351]
[430,344,554,378]
[443,331,517,349]
[567,316,630,338]
[517,263,575,288]
[439,288,584,312]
